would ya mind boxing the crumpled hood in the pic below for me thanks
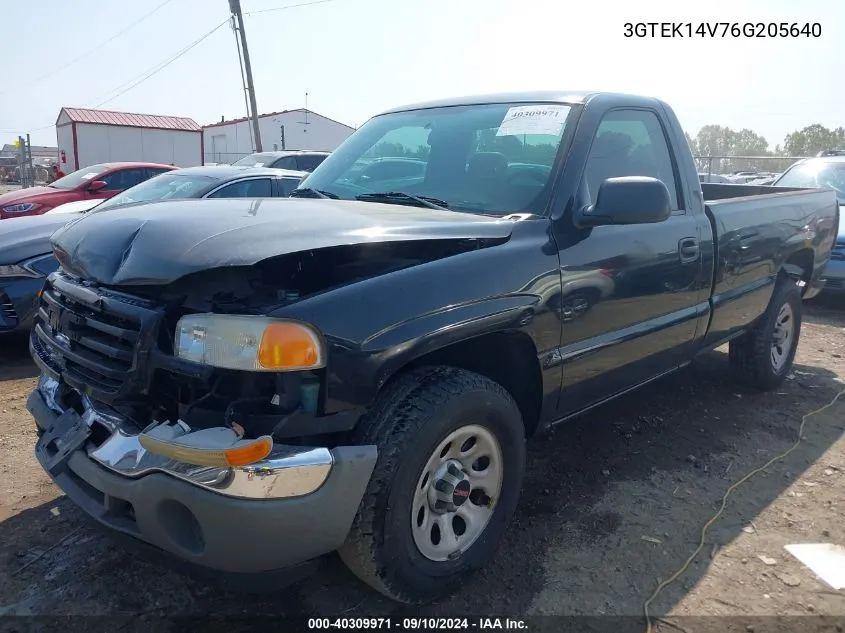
[0,186,59,206]
[0,214,73,264]
[51,197,516,286]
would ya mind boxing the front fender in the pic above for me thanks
[362,294,541,391]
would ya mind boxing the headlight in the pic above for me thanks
[1,203,40,214]
[0,264,41,279]
[174,314,326,372]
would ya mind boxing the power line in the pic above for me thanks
[244,0,340,15]
[11,0,339,136]
[15,19,229,134]
[1,0,178,95]
[91,18,230,108]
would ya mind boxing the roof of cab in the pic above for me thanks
[170,165,307,179]
[376,91,664,115]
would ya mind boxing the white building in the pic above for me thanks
[55,107,203,172]
[202,109,355,164]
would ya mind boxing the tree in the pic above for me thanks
[689,125,771,173]
[733,128,769,155]
[783,124,845,157]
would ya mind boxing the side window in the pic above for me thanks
[273,157,298,170]
[347,126,431,183]
[359,159,426,183]
[100,168,151,191]
[295,155,326,172]
[207,178,273,198]
[277,176,302,197]
[583,109,681,210]
[146,168,172,179]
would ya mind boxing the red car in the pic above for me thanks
[0,162,176,220]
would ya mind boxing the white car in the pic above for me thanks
[44,199,103,215]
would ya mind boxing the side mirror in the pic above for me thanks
[87,180,108,192]
[576,176,672,228]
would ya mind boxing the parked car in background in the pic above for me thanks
[748,175,780,186]
[773,154,845,295]
[27,91,837,601]
[93,165,308,207]
[698,172,733,184]
[0,215,68,334]
[0,165,306,335]
[729,172,778,184]
[44,199,103,215]
[0,162,175,220]
[231,150,330,172]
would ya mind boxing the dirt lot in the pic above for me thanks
[0,297,843,628]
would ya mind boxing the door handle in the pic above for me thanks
[678,237,700,263]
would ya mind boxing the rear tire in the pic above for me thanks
[337,366,526,603]
[729,276,802,390]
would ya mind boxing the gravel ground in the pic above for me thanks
[0,297,843,629]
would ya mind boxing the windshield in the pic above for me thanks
[232,153,280,167]
[298,102,574,215]
[93,173,217,211]
[776,160,845,204]
[49,164,111,189]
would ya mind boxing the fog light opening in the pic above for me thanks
[157,499,205,555]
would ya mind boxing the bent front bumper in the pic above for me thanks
[28,380,377,575]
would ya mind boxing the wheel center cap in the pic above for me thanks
[452,480,471,506]
[428,460,471,514]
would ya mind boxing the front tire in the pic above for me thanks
[337,366,526,603]
[729,276,802,390]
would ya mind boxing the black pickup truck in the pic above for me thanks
[27,91,838,603]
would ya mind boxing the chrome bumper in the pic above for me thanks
[37,375,333,500]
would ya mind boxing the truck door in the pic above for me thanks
[555,107,710,415]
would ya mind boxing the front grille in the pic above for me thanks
[831,246,845,261]
[30,273,163,403]
[0,291,17,328]
[824,278,844,290]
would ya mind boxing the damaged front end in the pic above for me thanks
[29,199,511,499]
[27,266,362,502]
[34,375,333,500]
[28,235,488,501]
[25,197,516,575]
[26,266,382,575]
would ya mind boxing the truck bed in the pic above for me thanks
[698,183,839,348]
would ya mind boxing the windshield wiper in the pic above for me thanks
[355,191,449,210]
[290,188,339,200]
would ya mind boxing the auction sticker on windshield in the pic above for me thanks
[496,105,570,137]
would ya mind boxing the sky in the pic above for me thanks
[0,0,841,153]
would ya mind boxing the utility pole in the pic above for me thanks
[26,134,33,187]
[229,0,262,151]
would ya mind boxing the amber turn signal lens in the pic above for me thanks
[223,436,274,466]
[138,434,274,468]
[258,322,323,370]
